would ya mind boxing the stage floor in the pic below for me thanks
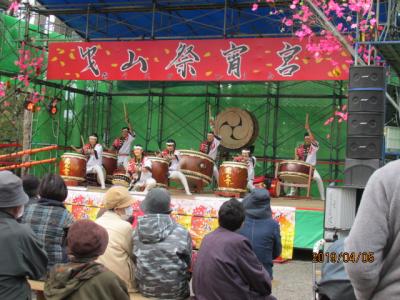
[76,186,324,211]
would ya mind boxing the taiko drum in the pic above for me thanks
[277,160,314,184]
[59,152,87,186]
[218,161,248,193]
[179,150,214,186]
[147,156,169,188]
[102,151,118,182]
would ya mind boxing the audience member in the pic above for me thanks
[345,160,400,299]
[238,188,282,278]
[193,198,275,300]
[133,188,192,299]
[22,174,40,205]
[22,173,74,269]
[96,186,136,290]
[318,238,356,300]
[0,171,48,300]
[44,219,130,300]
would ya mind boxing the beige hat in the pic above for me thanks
[103,186,134,210]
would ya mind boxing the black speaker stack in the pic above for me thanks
[344,66,385,187]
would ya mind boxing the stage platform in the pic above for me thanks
[65,187,324,259]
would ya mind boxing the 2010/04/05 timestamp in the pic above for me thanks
[312,252,375,263]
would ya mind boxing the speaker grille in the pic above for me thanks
[347,113,384,136]
[349,66,385,89]
[347,136,383,159]
[348,90,385,112]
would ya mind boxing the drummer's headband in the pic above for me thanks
[134,145,143,150]
[242,150,250,154]
[89,135,98,140]
[166,142,175,146]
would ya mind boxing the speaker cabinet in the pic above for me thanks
[325,187,357,230]
[347,136,383,159]
[344,159,381,186]
[347,113,384,136]
[349,66,385,89]
[348,90,385,112]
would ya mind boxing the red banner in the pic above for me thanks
[47,38,350,81]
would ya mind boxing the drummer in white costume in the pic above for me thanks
[112,124,135,169]
[161,139,192,195]
[290,120,325,200]
[72,133,106,189]
[199,119,222,182]
[127,145,156,192]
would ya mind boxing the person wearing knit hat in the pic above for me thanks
[238,188,282,278]
[95,186,136,291]
[133,188,192,299]
[44,220,130,300]
[0,171,48,300]
[140,187,172,214]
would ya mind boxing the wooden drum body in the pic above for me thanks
[277,160,314,184]
[179,150,214,187]
[59,152,87,186]
[218,161,248,193]
[112,171,130,187]
[147,156,169,188]
[103,151,118,182]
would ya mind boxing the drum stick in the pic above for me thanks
[208,104,212,121]
[124,103,129,124]
[80,135,85,146]
[305,113,309,126]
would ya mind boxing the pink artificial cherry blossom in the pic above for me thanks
[0,82,5,97]
[7,0,20,15]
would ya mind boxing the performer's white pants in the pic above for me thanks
[87,165,106,189]
[247,180,255,192]
[213,165,219,182]
[133,178,157,192]
[169,171,192,195]
[117,155,130,169]
[289,168,325,200]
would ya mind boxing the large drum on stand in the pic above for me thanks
[179,150,214,191]
[147,156,169,188]
[277,160,314,184]
[217,161,248,194]
[59,152,87,186]
[103,151,118,183]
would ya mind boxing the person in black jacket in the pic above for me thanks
[0,171,48,300]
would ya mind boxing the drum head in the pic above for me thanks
[214,108,259,150]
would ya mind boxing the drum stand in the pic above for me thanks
[274,164,313,199]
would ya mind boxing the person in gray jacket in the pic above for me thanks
[0,171,48,300]
[133,188,192,299]
[345,160,400,300]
